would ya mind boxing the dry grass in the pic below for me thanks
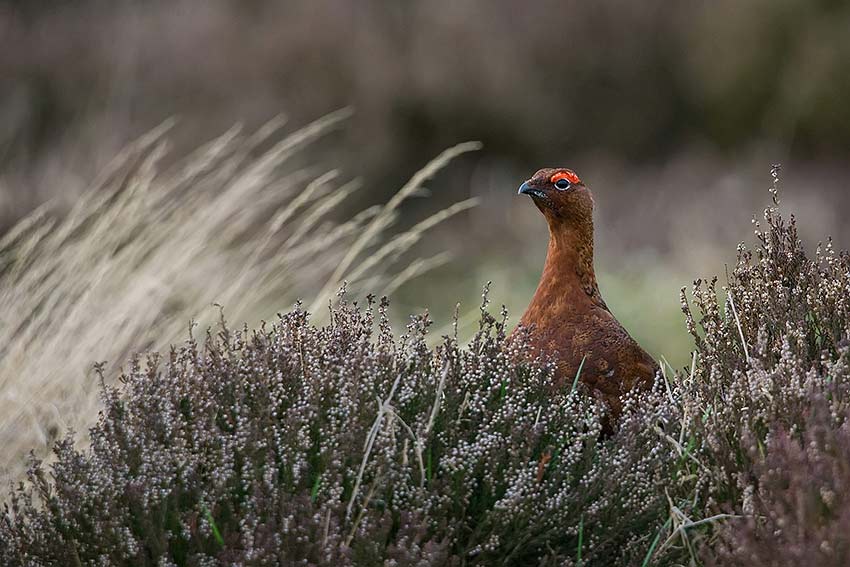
[0,112,479,489]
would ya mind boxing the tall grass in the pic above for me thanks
[0,113,479,489]
[5,132,850,564]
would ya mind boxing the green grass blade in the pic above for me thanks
[576,514,584,566]
[201,503,225,548]
[311,474,321,503]
[570,355,587,396]
[641,516,672,567]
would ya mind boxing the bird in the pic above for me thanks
[514,167,658,418]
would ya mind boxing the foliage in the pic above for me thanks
[5,157,850,564]
[0,116,478,490]
[1,295,680,566]
[709,409,850,566]
[680,166,850,563]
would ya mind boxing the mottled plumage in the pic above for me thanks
[515,167,658,417]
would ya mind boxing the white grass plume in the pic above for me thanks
[0,114,479,488]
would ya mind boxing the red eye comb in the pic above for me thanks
[550,171,581,185]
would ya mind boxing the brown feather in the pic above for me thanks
[513,168,658,418]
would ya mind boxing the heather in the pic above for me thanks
[0,116,478,490]
[4,161,850,564]
[681,168,850,564]
[0,297,681,565]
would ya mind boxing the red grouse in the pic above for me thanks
[515,168,658,417]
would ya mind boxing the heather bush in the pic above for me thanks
[677,166,850,561]
[0,293,682,566]
[8,159,850,565]
[709,403,850,566]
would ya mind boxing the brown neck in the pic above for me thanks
[521,217,606,325]
[547,223,597,293]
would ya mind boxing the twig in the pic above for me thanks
[727,291,750,363]
[424,362,449,436]
[387,407,426,487]
[653,425,710,474]
[344,475,380,547]
[659,357,675,404]
[346,372,403,521]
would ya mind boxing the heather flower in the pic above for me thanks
[679,169,850,561]
[0,295,681,565]
[8,162,850,565]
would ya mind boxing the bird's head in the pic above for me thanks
[518,167,594,227]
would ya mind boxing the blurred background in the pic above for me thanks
[3,0,850,369]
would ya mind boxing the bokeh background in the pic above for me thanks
[3,0,850,369]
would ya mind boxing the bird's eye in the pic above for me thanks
[550,170,580,189]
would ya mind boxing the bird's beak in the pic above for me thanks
[518,181,546,199]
